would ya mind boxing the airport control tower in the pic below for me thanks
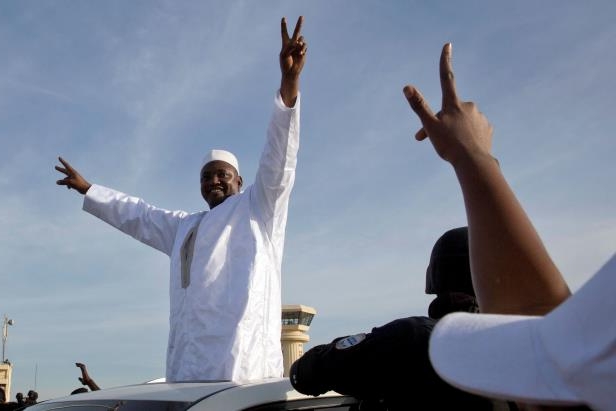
[281,305,316,377]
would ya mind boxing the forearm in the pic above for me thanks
[258,91,300,187]
[452,152,571,315]
[280,74,299,108]
[84,378,100,391]
[252,91,300,236]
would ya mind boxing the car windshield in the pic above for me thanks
[24,399,192,411]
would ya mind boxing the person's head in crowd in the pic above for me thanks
[16,392,24,405]
[71,387,89,395]
[425,226,478,319]
[26,389,38,404]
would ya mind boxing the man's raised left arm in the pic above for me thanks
[252,17,307,238]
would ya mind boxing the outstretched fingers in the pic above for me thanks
[55,158,69,176]
[55,156,73,187]
[281,16,303,45]
[57,156,74,173]
[291,16,303,41]
[403,85,437,140]
[439,43,460,110]
[281,17,290,45]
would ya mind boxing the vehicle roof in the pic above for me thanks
[39,378,337,408]
[45,380,239,403]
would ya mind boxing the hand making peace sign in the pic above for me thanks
[279,16,307,107]
[403,43,493,167]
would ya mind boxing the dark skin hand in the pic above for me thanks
[76,362,100,391]
[279,16,307,108]
[55,157,91,195]
[402,43,570,315]
[403,43,493,165]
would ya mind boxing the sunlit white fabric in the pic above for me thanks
[83,91,299,382]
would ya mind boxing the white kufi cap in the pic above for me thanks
[201,149,239,174]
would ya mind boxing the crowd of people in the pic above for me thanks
[0,388,38,410]
[51,17,613,411]
[0,363,99,409]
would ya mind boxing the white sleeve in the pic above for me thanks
[251,91,300,239]
[83,184,187,256]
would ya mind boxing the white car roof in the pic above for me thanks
[48,380,239,403]
[35,378,347,410]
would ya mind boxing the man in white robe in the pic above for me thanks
[55,17,307,382]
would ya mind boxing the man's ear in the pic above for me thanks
[237,175,243,190]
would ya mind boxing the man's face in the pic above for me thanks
[200,160,243,209]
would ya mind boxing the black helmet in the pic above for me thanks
[425,227,474,296]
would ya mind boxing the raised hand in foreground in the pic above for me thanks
[403,44,570,315]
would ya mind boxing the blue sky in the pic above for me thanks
[1,0,614,400]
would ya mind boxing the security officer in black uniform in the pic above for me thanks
[289,227,494,410]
